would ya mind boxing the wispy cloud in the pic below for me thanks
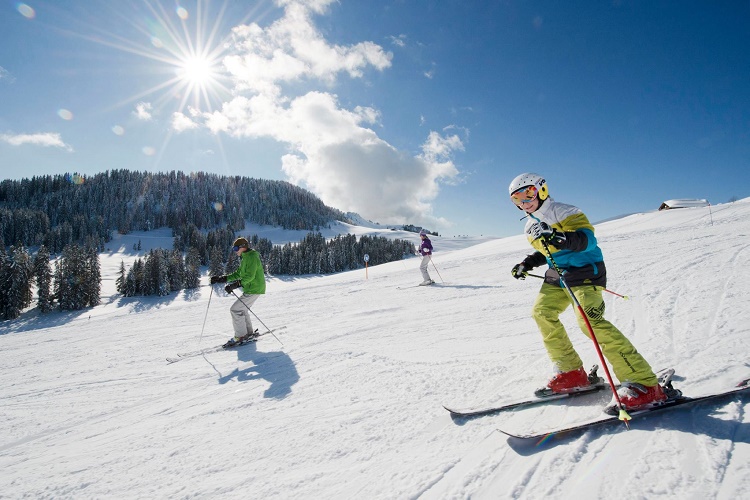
[196,0,462,227]
[133,102,153,121]
[389,35,407,48]
[0,132,74,152]
[0,66,14,83]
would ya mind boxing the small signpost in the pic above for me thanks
[364,254,369,279]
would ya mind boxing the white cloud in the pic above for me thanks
[194,0,462,227]
[424,62,437,79]
[171,112,198,132]
[0,66,14,83]
[224,1,392,95]
[133,102,153,121]
[0,132,74,152]
[389,35,407,48]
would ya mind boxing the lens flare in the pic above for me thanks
[17,3,35,19]
[65,173,85,185]
[57,109,73,120]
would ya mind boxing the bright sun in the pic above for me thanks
[81,1,232,114]
[179,55,216,86]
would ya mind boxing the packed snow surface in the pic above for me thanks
[2,200,749,499]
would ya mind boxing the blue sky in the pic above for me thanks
[1,1,748,237]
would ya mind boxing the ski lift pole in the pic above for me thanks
[525,273,629,300]
[539,239,632,427]
[429,255,444,283]
[230,289,283,346]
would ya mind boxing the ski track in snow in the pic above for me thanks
[1,199,750,498]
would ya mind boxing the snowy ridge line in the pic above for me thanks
[166,326,287,363]
[498,377,750,441]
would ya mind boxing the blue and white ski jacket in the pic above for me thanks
[521,197,607,288]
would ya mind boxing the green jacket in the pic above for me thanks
[227,249,266,295]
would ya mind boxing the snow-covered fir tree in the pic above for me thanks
[167,250,186,292]
[54,244,95,311]
[85,246,101,307]
[0,245,34,320]
[33,245,53,313]
[184,248,201,290]
[116,261,126,295]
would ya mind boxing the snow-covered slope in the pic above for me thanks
[2,199,749,499]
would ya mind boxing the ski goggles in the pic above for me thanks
[510,185,539,206]
[232,245,242,252]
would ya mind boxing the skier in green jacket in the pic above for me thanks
[508,172,667,413]
[210,237,266,347]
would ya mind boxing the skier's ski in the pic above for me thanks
[445,366,674,418]
[498,377,750,441]
[166,327,286,364]
[444,366,608,417]
[398,281,438,290]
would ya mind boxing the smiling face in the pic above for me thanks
[519,196,540,213]
[510,184,541,213]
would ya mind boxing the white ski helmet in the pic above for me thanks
[508,172,549,201]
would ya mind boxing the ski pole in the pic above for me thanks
[539,239,632,427]
[230,289,283,346]
[525,273,629,300]
[429,255,444,283]
[199,286,214,345]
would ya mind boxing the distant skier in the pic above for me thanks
[210,237,266,347]
[508,172,666,412]
[417,229,435,286]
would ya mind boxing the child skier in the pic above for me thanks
[508,172,666,413]
[417,229,435,286]
[210,237,266,347]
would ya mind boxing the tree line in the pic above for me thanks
[116,230,415,298]
[1,229,415,319]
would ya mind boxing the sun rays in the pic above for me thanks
[64,0,236,116]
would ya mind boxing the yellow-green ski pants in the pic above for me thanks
[532,283,658,386]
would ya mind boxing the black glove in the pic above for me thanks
[224,280,241,294]
[210,275,228,284]
[529,222,567,247]
[511,263,528,280]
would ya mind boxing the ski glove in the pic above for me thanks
[210,275,228,284]
[511,263,528,280]
[224,280,241,294]
[529,222,567,247]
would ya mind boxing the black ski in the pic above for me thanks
[498,377,750,441]
[444,366,609,417]
[166,327,286,364]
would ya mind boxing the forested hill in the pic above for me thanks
[0,170,350,251]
